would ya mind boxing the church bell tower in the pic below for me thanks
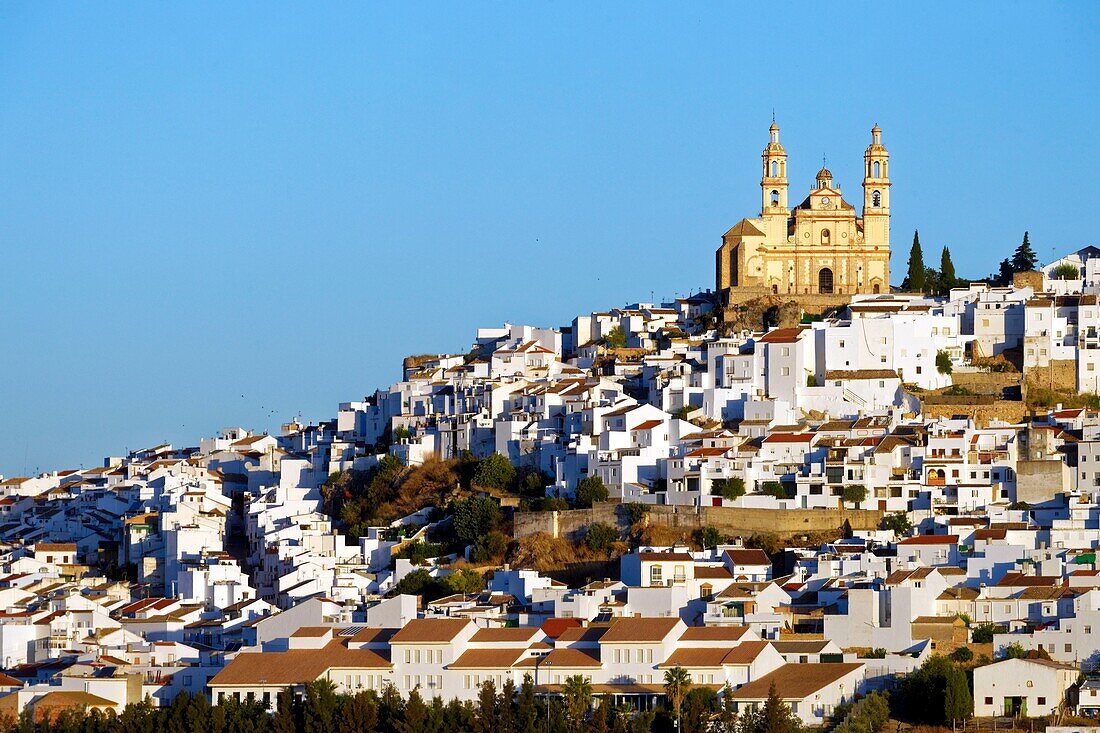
[761,121,788,214]
[862,124,891,249]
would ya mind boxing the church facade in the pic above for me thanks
[716,123,891,300]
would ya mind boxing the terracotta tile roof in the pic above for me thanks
[760,328,803,344]
[678,626,752,642]
[0,672,22,687]
[725,549,772,565]
[34,543,77,552]
[771,640,831,654]
[599,616,681,643]
[209,640,391,686]
[540,647,602,668]
[694,566,734,580]
[449,648,527,669]
[762,433,815,444]
[540,618,584,639]
[996,573,1060,588]
[389,618,471,644]
[470,627,541,643]
[729,662,864,700]
[631,420,664,431]
[556,626,608,644]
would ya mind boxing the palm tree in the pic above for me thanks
[664,666,692,730]
[562,674,592,732]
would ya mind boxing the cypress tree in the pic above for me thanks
[940,246,956,291]
[1012,230,1038,272]
[907,231,926,292]
[998,259,1015,287]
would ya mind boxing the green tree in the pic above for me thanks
[441,568,484,595]
[997,258,1014,286]
[738,681,801,733]
[841,484,867,506]
[896,655,972,724]
[881,512,912,536]
[562,675,593,732]
[604,326,628,349]
[338,693,378,733]
[302,679,339,733]
[1001,641,1028,659]
[972,622,1005,643]
[951,647,974,663]
[453,496,502,545]
[944,665,974,722]
[940,246,957,291]
[907,230,925,292]
[760,482,787,499]
[1012,230,1037,272]
[575,476,609,508]
[700,526,724,549]
[664,666,692,730]
[936,350,953,375]
[517,675,538,733]
[584,522,620,553]
[273,688,299,733]
[398,689,430,733]
[681,687,719,733]
[1052,262,1081,280]
[475,680,499,733]
[473,453,517,490]
[713,477,746,501]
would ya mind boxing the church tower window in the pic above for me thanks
[821,229,831,245]
[872,191,881,208]
[770,190,780,205]
[770,160,779,176]
[873,161,881,177]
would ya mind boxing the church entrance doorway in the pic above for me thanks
[818,268,834,294]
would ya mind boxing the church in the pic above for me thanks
[716,123,891,301]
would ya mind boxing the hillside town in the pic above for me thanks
[3,239,1100,729]
[4,121,1100,732]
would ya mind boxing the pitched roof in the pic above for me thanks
[449,648,527,669]
[678,626,752,642]
[389,618,471,644]
[725,549,772,566]
[729,663,864,700]
[540,647,602,668]
[724,218,766,238]
[600,616,681,643]
[209,640,391,686]
[760,328,803,344]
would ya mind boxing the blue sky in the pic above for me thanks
[1,3,1097,474]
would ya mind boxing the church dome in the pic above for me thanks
[816,166,833,184]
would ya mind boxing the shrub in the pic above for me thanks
[942,384,974,396]
[575,476,609,508]
[746,532,783,556]
[713,477,745,501]
[700,526,723,549]
[760,481,788,499]
[863,648,888,659]
[536,497,570,512]
[472,453,516,490]
[452,496,502,545]
[882,512,912,535]
[936,350,953,375]
[894,655,972,724]
[394,540,445,565]
[584,522,620,553]
[471,530,509,564]
[1052,262,1081,280]
[951,647,974,663]
[1001,642,1028,659]
[603,326,627,349]
[623,502,650,525]
[972,622,1005,643]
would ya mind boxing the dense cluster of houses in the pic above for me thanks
[5,251,1100,722]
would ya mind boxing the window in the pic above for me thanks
[872,190,881,207]
[873,161,881,177]
[821,229,831,245]
[985,697,994,705]
[1038,697,1047,706]
[771,189,780,205]
[650,566,662,586]
[781,367,790,376]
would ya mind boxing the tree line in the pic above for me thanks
[904,229,1039,293]
[1,674,809,733]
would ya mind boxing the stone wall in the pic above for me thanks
[513,503,884,541]
[1023,359,1077,392]
[921,400,1028,427]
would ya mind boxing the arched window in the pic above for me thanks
[770,160,779,177]
[873,161,881,177]
[872,190,881,208]
[770,189,780,205]
[821,229,831,245]
[819,268,834,294]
